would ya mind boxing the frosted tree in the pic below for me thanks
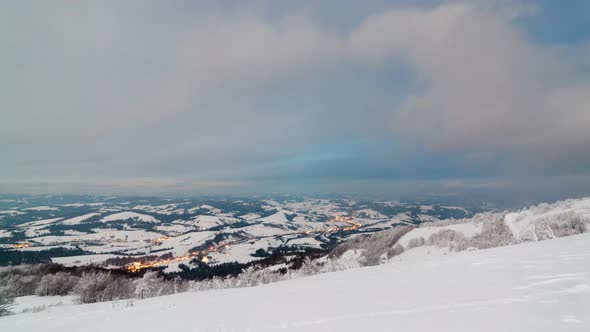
[236,266,258,287]
[35,272,79,296]
[387,244,405,259]
[551,215,587,237]
[0,288,13,317]
[298,257,321,276]
[428,229,466,248]
[407,237,426,249]
[102,276,135,301]
[477,218,514,249]
[74,272,114,303]
[134,271,162,299]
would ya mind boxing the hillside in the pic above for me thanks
[330,197,589,267]
[1,231,589,331]
[0,195,476,269]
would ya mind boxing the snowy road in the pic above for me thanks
[2,233,590,331]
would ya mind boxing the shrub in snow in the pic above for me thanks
[477,218,514,249]
[551,216,586,237]
[331,226,414,266]
[450,218,514,251]
[387,244,405,259]
[318,256,362,273]
[35,272,79,296]
[519,212,587,241]
[519,223,555,242]
[102,276,135,301]
[74,272,116,303]
[428,229,466,248]
[134,271,163,299]
[297,257,322,276]
[0,288,14,316]
[407,237,426,249]
[0,266,41,297]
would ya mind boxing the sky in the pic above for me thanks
[1,0,590,200]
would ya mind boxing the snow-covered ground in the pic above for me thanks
[10,296,77,314]
[397,221,482,247]
[22,206,59,211]
[100,212,159,223]
[52,254,120,267]
[0,194,480,267]
[60,213,100,225]
[2,232,589,331]
[505,197,590,240]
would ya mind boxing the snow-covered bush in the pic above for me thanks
[35,272,79,296]
[477,218,514,249]
[103,276,136,301]
[74,272,116,303]
[551,216,586,237]
[0,288,14,316]
[428,229,466,248]
[134,271,162,299]
[317,256,363,273]
[331,226,414,266]
[297,257,323,276]
[505,198,590,241]
[0,266,41,297]
[407,237,425,249]
[387,244,405,258]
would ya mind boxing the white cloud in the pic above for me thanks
[346,4,590,156]
[174,15,342,86]
[153,3,590,159]
[2,1,589,191]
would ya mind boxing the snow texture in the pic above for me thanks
[2,233,589,331]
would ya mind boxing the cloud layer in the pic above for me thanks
[1,1,589,198]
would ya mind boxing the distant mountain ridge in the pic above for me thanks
[0,195,476,269]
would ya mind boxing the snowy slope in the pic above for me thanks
[18,217,63,228]
[2,233,589,331]
[397,196,590,248]
[185,215,239,229]
[60,213,100,225]
[22,206,59,211]
[505,197,590,240]
[397,221,482,247]
[100,212,159,223]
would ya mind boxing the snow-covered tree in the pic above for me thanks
[407,237,426,249]
[74,272,114,303]
[102,276,135,301]
[428,229,466,248]
[35,272,79,296]
[477,218,514,249]
[331,226,414,266]
[387,244,405,259]
[0,288,14,316]
[134,271,162,299]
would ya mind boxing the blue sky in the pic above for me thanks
[1,0,589,200]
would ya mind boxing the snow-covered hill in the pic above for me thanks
[2,232,589,331]
[384,197,590,263]
[1,194,475,269]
